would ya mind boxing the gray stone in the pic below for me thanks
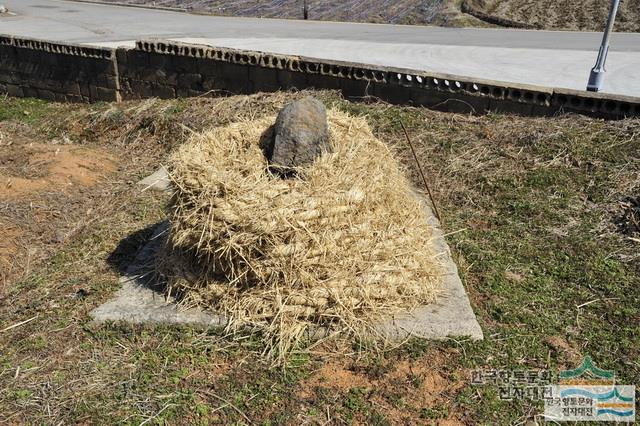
[6,84,23,97]
[96,87,117,102]
[177,72,202,89]
[152,85,176,99]
[268,96,331,169]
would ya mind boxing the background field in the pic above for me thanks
[82,0,456,25]
[1,91,638,424]
[465,0,640,32]
[71,0,640,31]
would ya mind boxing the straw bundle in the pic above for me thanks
[162,109,443,357]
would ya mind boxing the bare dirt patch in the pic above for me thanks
[299,349,466,423]
[0,143,116,198]
[300,361,371,396]
[545,336,582,366]
[0,133,120,292]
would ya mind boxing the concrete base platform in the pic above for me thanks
[137,165,172,192]
[376,202,483,341]
[91,171,483,341]
[91,222,226,327]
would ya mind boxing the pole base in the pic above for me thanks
[587,69,604,92]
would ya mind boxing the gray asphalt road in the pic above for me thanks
[2,0,640,96]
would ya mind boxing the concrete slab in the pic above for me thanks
[376,199,483,341]
[87,40,136,48]
[137,166,172,192]
[91,222,226,326]
[91,169,483,341]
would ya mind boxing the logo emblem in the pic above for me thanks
[545,356,635,422]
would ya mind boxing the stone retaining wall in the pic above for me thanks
[0,36,119,103]
[2,34,640,119]
[122,39,640,118]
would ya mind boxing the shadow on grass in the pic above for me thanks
[106,222,170,295]
[106,221,165,275]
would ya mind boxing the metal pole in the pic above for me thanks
[303,0,308,20]
[587,0,620,92]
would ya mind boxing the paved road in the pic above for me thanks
[2,0,640,96]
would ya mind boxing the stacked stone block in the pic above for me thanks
[0,35,119,103]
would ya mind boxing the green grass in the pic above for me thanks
[0,97,52,123]
[0,94,638,424]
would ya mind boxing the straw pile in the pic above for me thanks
[161,109,443,357]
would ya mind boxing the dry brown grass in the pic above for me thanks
[466,0,640,32]
[162,109,443,359]
[1,92,638,424]
[68,0,453,25]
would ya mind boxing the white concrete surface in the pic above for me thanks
[1,0,639,96]
[138,165,172,192]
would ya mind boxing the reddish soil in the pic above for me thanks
[0,137,118,292]
[0,143,116,198]
[299,350,467,424]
